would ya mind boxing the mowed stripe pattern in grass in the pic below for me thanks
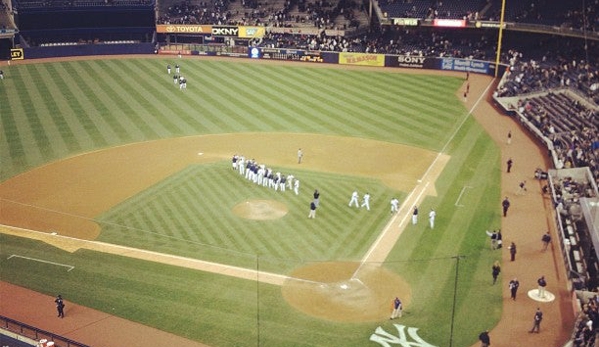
[1,58,466,180]
[97,161,400,273]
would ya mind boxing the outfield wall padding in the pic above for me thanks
[23,43,155,59]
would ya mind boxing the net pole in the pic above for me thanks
[494,0,507,78]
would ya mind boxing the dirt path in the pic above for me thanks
[465,75,574,347]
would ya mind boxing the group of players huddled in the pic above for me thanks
[232,154,300,195]
[166,64,187,90]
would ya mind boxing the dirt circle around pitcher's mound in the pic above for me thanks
[232,199,288,220]
[282,262,412,322]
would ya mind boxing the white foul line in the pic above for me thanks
[352,77,496,278]
[7,254,75,272]
[455,186,473,207]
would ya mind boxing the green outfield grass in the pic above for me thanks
[0,58,502,347]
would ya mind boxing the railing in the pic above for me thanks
[0,315,91,347]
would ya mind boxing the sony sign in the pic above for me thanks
[212,26,239,36]
[397,55,425,68]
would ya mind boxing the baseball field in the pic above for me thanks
[0,57,504,347]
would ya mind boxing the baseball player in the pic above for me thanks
[294,179,300,195]
[308,201,317,218]
[390,198,399,213]
[274,172,281,190]
[429,209,436,229]
[412,206,419,224]
[361,193,371,211]
[238,156,245,175]
[263,168,271,187]
[349,191,359,207]
[280,175,286,192]
[390,297,402,319]
[232,154,238,170]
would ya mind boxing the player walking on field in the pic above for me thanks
[390,198,399,213]
[390,297,402,319]
[308,201,317,219]
[361,193,371,210]
[349,191,359,207]
[294,179,300,195]
[412,206,418,224]
[429,209,436,228]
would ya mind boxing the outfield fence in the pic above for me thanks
[0,315,91,347]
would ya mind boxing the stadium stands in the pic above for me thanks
[379,0,484,20]
[13,0,155,8]
[156,0,234,25]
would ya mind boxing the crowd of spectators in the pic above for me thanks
[157,0,234,25]
[573,295,599,347]
[495,48,599,187]
[378,0,482,21]
[261,26,496,59]
[496,57,599,102]
[231,0,294,28]
[375,0,599,34]
[156,0,364,30]
[485,0,599,33]
[14,0,153,8]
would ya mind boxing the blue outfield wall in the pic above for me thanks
[18,43,507,76]
[23,43,155,59]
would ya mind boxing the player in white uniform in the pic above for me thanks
[238,156,245,175]
[412,206,419,224]
[361,193,371,211]
[294,179,300,195]
[390,198,399,213]
[349,191,359,207]
[429,209,436,229]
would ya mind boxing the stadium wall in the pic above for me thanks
[22,43,155,59]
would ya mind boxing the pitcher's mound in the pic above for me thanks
[232,200,288,220]
[282,262,412,322]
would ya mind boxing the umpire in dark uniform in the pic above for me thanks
[55,295,65,318]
